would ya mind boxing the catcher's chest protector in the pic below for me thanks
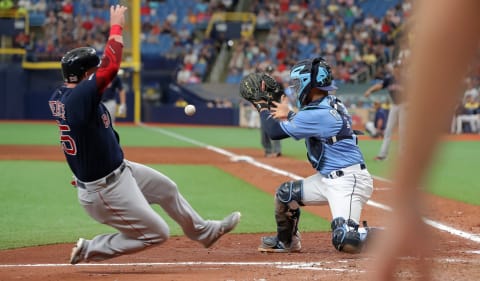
[303,97,355,170]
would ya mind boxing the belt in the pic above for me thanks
[76,162,126,189]
[327,163,366,179]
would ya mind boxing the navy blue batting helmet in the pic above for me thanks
[61,47,100,83]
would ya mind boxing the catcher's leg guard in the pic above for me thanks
[331,217,363,254]
[275,181,304,247]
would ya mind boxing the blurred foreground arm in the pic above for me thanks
[371,0,480,280]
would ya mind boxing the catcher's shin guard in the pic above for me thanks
[274,181,303,245]
[331,217,363,254]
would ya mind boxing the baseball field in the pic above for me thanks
[0,121,479,281]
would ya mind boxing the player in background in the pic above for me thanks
[364,62,405,160]
[101,69,127,124]
[255,57,376,254]
[365,100,387,139]
[370,0,480,280]
[48,5,240,265]
[260,65,282,157]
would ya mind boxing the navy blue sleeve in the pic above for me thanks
[260,110,290,140]
[382,75,393,89]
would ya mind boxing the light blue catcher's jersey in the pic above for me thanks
[279,96,365,175]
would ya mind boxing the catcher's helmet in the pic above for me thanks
[289,57,337,108]
[61,47,100,83]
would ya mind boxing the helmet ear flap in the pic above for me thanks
[310,57,332,88]
[310,58,321,86]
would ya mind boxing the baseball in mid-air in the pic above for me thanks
[184,104,196,116]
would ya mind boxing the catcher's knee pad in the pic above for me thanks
[276,180,304,208]
[331,217,362,254]
[274,180,304,245]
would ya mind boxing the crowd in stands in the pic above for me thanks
[142,0,237,83]
[6,0,409,84]
[226,0,411,88]
[9,0,113,61]
[8,0,232,66]
[3,0,480,134]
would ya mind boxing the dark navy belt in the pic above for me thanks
[327,163,366,179]
[76,162,126,189]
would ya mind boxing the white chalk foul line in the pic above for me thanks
[3,256,480,269]
[141,125,480,244]
[424,218,480,243]
[0,261,363,272]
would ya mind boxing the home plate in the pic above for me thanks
[230,155,253,162]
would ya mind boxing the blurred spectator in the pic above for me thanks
[177,65,192,84]
[225,68,243,84]
[175,97,188,107]
[463,77,479,100]
[17,0,32,11]
[0,0,14,10]
[214,98,233,108]
[14,31,30,48]
[33,0,47,13]
[61,0,74,20]
[454,94,479,134]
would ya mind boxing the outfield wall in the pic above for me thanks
[0,64,386,126]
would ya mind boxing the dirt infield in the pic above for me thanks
[0,144,479,281]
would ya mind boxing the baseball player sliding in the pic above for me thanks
[239,58,376,253]
[48,5,240,264]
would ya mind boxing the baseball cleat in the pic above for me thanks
[69,238,86,265]
[258,234,301,253]
[204,211,241,248]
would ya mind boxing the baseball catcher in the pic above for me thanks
[241,57,379,254]
[239,72,283,112]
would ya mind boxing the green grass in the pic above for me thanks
[0,123,58,145]
[0,122,479,250]
[427,141,480,205]
[0,161,329,250]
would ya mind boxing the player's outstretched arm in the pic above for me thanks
[96,5,128,93]
[363,83,382,98]
[108,5,127,44]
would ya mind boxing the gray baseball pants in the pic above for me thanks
[75,160,223,262]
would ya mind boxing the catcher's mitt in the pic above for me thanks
[239,72,283,111]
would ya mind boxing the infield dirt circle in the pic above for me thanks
[1,140,479,281]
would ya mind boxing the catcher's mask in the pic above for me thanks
[289,57,337,108]
[61,47,100,83]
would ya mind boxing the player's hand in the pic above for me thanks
[110,5,128,29]
[270,95,290,120]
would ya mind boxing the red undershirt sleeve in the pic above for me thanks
[95,39,123,94]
